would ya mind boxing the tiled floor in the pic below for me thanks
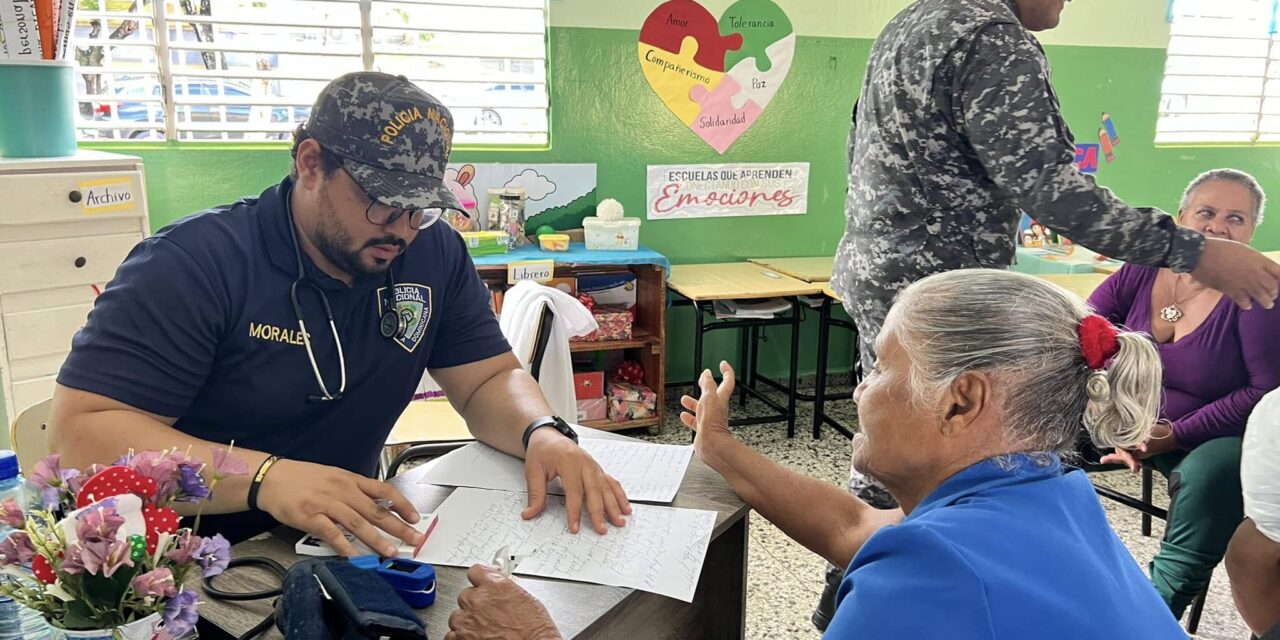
[637,382,1252,640]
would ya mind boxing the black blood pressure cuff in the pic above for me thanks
[276,559,427,639]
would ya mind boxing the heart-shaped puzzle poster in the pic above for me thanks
[638,0,795,154]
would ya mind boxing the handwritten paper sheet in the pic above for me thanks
[419,438,694,503]
[418,488,716,602]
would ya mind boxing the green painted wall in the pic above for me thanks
[77,26,1280,386]
[552,0,1173,49]
[1049,44,1280,241]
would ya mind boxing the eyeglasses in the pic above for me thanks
[343,169,445,230]
[363,200,445,230]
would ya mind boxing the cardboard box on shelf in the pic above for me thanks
[576,398,608,422]
[572,307,633,342]
[573,370,605,400]
[607,382,657,423]
[577,272,637,309]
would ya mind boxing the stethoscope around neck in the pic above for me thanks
[286,207,407,403]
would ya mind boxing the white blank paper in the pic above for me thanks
[418,488,716,602]
[419,438,694,503]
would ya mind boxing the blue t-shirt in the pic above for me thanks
[58,177,510,540]
[828,455,1184,639]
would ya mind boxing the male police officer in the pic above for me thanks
[49,72,631,558]
[821,0,1280,630]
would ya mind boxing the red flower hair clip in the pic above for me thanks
[1078,315,1119,370]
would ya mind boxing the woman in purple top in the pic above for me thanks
[1087,168,1280,618]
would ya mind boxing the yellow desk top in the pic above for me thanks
[817,275,1107,309]
[747,256,835,283]
[669,262,823,301]
[1266,250,1280,263]
[387,400,474,446]
[1033,273,1110,300]
[817,277,1104,303]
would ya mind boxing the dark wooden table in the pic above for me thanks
[192,430,750,639]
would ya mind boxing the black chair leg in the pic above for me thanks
[813,297,832,439]
[1187,584,1208,635]
[692,302,705,444]
[785,298,800,439]
[1141,466,1154,537]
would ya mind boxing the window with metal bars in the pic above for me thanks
[1159,0,1280,144]
[71,0,548,145]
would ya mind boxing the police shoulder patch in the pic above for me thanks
[378,282,433,353]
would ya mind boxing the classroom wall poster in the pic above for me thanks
[1074,143,1099,174]
[637,0,795,154]
[442,163,597,232]
[647,162,808,219]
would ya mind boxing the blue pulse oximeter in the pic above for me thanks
[349,555,437,608]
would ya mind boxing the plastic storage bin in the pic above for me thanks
[0,60,78,158]
[539,233,569,252]
[461,231,509,256]
[583,218,640,251]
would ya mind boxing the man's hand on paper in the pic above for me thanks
[679,361,739,469]
[445,564,561,640]
[256,458,423,557]
[522,429,632,534]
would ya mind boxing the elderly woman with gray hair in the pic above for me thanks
[683,269,1183,637]
[1086,168,1280,619]
[444,269,1182,638]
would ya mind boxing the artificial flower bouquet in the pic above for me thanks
[0,448,248,639]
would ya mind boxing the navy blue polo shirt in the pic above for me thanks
[58,177,510,541]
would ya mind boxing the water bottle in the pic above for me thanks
[0,450,24,515]
[0,450,53,640]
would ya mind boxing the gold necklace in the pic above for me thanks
[1158,274,1207,323]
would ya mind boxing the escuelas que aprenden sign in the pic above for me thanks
[646,162,808,219]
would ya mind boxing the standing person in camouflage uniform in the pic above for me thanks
[49,72,632,560]
[816,0,1280,630]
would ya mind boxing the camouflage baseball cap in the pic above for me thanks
[304,71,462,213]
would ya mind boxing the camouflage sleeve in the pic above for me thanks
[952,23,1205,272]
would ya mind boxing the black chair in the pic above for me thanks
[811,295,858,439]
[1092,467,1210,634]
[383,305,556,479]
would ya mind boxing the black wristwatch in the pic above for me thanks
[522,416,578,451]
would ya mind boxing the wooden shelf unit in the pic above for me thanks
[569,327,658,353]
[476,262,667,434]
